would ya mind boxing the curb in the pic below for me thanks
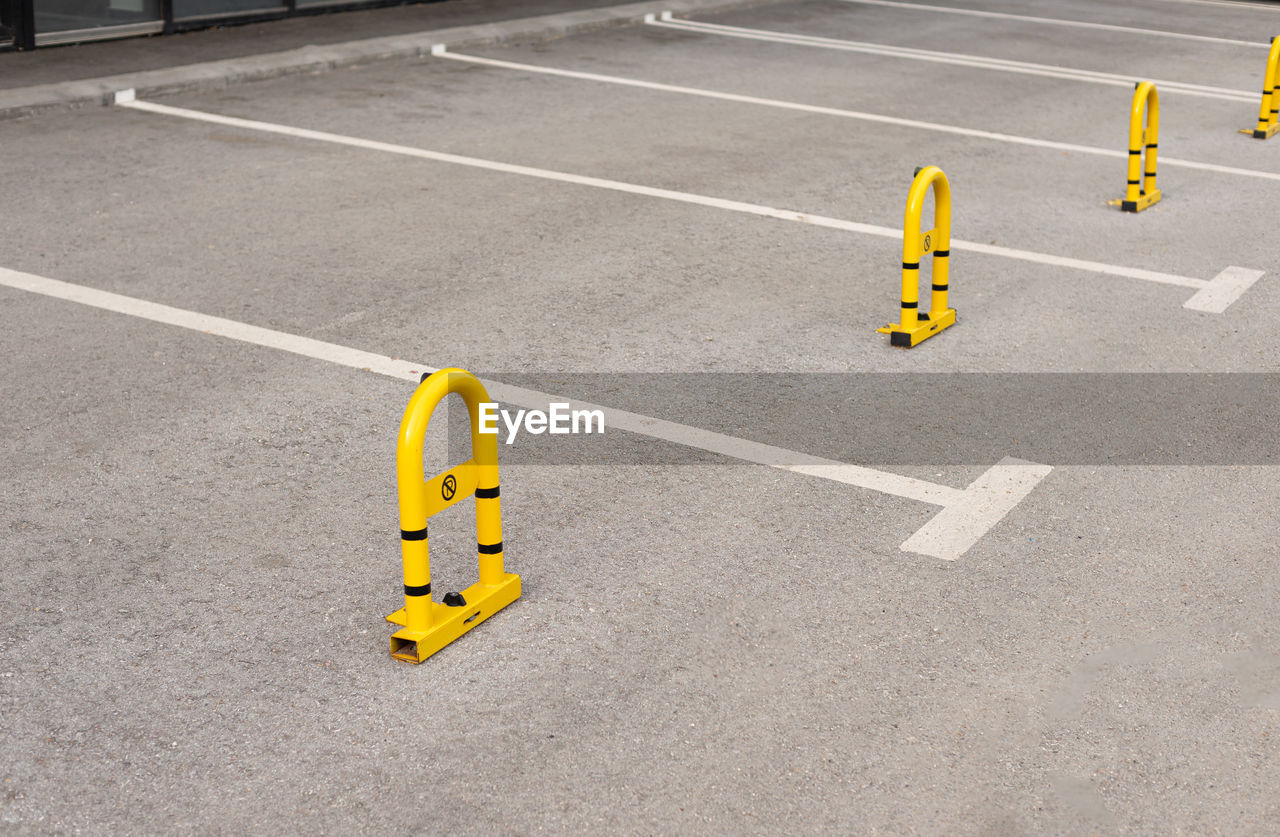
[0,0,777,121]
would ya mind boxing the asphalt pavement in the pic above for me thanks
[2,0,1280,832]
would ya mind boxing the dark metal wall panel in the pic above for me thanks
[1,0,37,49]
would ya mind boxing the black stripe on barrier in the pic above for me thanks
[902,261,920,270]
[478,541,503,554]
[404,583,432,596]
[1129,149,1141,155]
[1127,179,1141,185]
[475,486,500,499]
[401,527,428,541]
[900,301,918,309]
[932,283,948,292]
[933,249,949,258]
[1146,143,1158,149]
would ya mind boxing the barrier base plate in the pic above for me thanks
[1109,189,1161,213]
[877,308,956,348]
[386,572,521,664]
[1240,124,1279,139]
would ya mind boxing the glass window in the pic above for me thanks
[1,0,15,47]
[173,0,286,22]
[35,0,162,35]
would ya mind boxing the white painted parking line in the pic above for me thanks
[836,0,1266,49]
[648,15,1259,103]
[0,265,1047,560]
[115,95,1263,310]
[1151,0,1280,11]
[436,48,1280,185]
[897,458,1052,560]
[1183,265,1267,313]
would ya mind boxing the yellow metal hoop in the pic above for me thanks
[386,368,521,664]
[1109,81,1161,213]
[1241,36,1280,139]
[877,165,957,348]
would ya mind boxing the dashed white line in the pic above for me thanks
[0,264,1046,560]
[116,94,1261,309]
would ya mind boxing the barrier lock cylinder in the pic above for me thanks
[1242,36,1280,139]
[878,165,957,348]
[1109,81,1161,213]
[386,368,521,664]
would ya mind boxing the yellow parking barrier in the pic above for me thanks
[1241,36,1280,139]
[1109,82,1161,213]
[878,165,956,348]
[386,368,521,664]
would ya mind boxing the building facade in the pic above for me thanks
[1,0,424,49]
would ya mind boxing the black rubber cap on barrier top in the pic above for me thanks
[442,591,467,607]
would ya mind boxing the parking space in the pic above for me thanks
[3,0,1280,831]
